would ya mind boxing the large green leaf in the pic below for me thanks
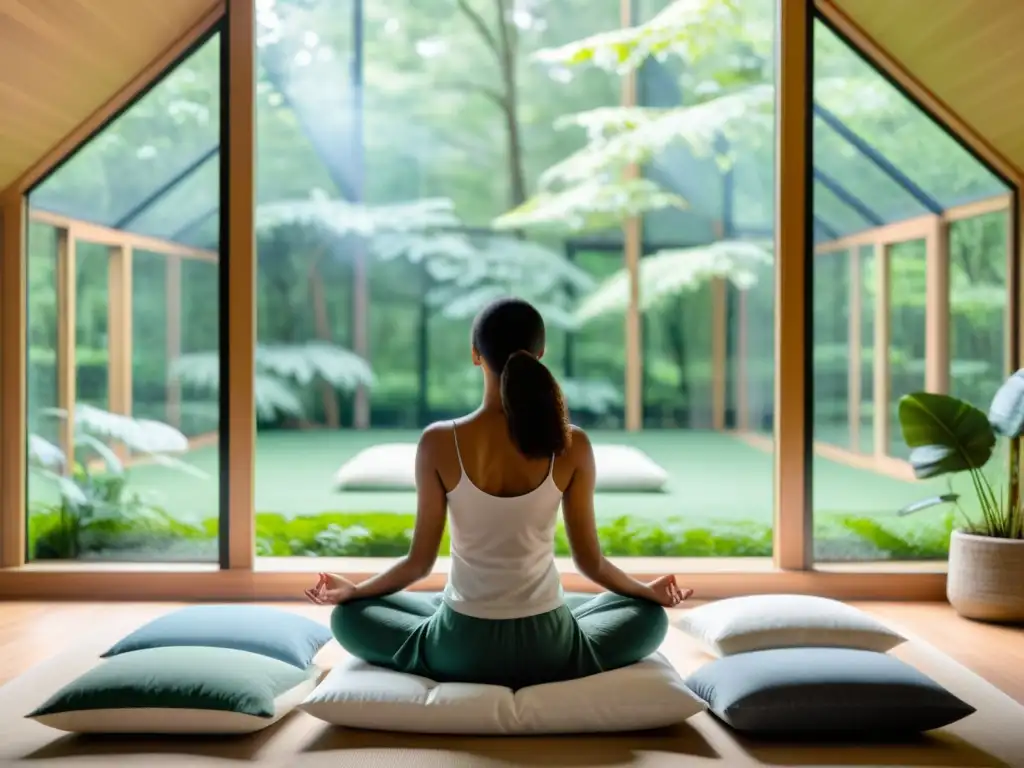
[574,240,772,322]
[256,194,458,239]
[493,177,686,233]
[534,0,745,75]
[897,392,995,479]
[988,368,1024,438]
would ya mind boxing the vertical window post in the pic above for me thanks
[226,1,256,570]
[621,0,643,432]
[0,191,27,567]
[774,0,813,570]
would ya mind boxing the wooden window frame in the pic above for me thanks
[0,0,1020,601]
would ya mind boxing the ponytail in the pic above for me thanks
[500,351,571,459]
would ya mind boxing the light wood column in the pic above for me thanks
[1010,195,1023,526]
[848,249,862,451]
[924,216,950,394]
[621,0,642,431]
[873,242,891,459]
[736,289,749,431]
[711,277,727,430]
[0,192,27,566]
[227,0,256,570]
[773,0,813,570]
[107,245,134,460]
[55,229,77,475]
[165,255,182,428]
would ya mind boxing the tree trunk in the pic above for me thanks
[455,0,528,209]
[307,256,341,429]
[664,298,691,428]
[495,0,527,207]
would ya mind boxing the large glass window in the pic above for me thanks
[25,34,222,562]
[252,0,777,560]
[636,0,777,549]
[949,211,1009,406]
[811,20,1011,562]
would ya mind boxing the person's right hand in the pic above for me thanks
[304,572,357,605]
[646,574,693,607]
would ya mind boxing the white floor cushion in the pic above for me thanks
[300,653,703,734]
[675,594,907,657]
[334,442,669,493]
[334,443,419,490]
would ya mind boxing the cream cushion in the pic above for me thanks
[334,442,668,492]
[675,594,907,657]
[300,653,702,734]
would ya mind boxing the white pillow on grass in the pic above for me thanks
[334,442,668,492]
[675,594,906,657]
[300,653,702,734]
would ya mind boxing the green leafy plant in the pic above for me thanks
[897,371,1024,540]
[171,343,374,422]
[28,405,207,559]
[259,194,594,330]
[28,504,950,562]
[252,510,948,560]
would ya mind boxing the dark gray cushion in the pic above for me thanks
[103,605,333,670]
[684,648,975,735]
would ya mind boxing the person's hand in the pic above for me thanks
[646,575,693,607]
[304,572,357,605]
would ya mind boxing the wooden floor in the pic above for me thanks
[1,600,1023,703]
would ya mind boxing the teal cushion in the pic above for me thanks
[684,647,975,735]
[102,605,332,669]
[29,646,312,720]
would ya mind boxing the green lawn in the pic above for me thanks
[72,429,964,527]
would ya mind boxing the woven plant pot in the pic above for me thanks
[947,530,1024,622]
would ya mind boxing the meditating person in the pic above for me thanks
[304,297,692,689]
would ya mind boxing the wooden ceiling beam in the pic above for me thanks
[818,0,1024,187]
[0,0,224,199]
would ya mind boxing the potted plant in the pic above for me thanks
[898,372,1024,622]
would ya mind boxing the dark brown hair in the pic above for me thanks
[471,298,571,459]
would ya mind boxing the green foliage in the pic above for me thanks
[899,392,996,478]
[574,240,772,322]
[29,504,951,562]
[535,0,749,74]
[988,370,1024,438]
[28,406,205,559]
[815,511,954,561]
[172,343,374,421]
[499,1,772,237]
[898,378,1024,539]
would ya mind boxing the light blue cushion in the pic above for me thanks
[103,605,333,669]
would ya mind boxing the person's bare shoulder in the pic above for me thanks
[567,425,594,465]
[419,420,455,453]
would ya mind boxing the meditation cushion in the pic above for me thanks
[103,604,333,669]
[675,594,905,656]
[28,646,319,734]
[300,653,702,734]
[334,442,669,492]
[685,647,975,735]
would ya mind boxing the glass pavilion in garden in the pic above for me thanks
[0,0,1019,593]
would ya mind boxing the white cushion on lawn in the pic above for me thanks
[299,653,702,734]
[675,594,907,657]
[334,442,668,492]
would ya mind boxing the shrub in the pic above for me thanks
[27,508,952,561]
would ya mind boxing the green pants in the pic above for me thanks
[331,592,667,690]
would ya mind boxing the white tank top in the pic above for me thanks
[442,423,565,620]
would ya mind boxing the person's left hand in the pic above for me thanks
[304,572,357,605]
[646,574,693,607]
